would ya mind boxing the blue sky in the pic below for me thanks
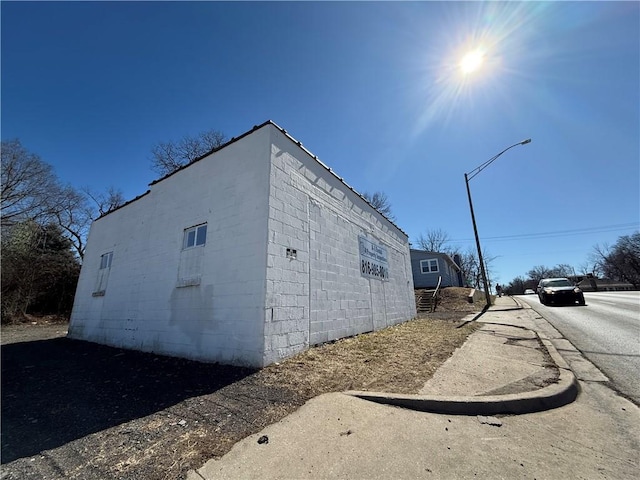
[2,1,639,285]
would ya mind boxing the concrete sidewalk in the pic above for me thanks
[189,297,639,480]
[348,296,578,415]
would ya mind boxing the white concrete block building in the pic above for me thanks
[69,121,416,367]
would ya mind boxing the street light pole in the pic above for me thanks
[465,139,531,309]
[464,172,492,309]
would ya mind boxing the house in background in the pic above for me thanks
[410,249,464,289]
[69,121,416,368]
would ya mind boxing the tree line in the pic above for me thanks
[1,140,125,322]
[504,232,640,294]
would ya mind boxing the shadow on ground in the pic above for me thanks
[1,337,254,463]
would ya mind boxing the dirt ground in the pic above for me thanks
[1,287,482,480]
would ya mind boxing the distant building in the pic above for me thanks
[69,121,416,367]
[410,249,464,289]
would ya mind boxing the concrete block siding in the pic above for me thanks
[262,127,415,365]
[70,122,416,368]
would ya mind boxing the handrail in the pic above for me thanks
[415,276,443,313]
[432,276,442,299]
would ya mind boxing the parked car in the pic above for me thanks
[524,289,535,295]
[537,278,585,306]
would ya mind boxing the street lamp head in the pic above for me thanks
[520,138,532,145]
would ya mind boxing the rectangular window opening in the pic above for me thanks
[100,251,113,270]
[94,251,113,296]
[420,259,439,274]
[183,224,207,249]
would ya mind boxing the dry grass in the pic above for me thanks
[260,316,479,395]
[258,287,484,396]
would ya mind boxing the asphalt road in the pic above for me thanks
[517,291,640,404]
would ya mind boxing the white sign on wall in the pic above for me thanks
[358,235,389,281]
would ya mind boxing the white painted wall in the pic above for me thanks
[262,126,416,365]
[70,122,416,368]
[69,126,272,366]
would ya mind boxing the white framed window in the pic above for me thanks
[94,251,113,296]
[99,251,113,270]
[183,224,207,249]
[420,259,439,274]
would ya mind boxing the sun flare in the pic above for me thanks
[459,50,485,74]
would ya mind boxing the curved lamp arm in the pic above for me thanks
[466,139,531,181]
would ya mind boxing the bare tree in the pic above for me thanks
[53,186,93,259]
[1,139,125,259]
[506,276,527,295]
[456,247,479,287]
[578,261,599,277]
[362,191,395,220]
[526,265,555,284]
[416,229,451,252]
[554,263,575,278]
[199,130,227,152]
[83,186,125,216]
[1,139,62,227]
[592,233,640,287]
[526,264,577,283]
[451,246,496,290]
[0,139,127,320]
[59,186,124,258]
[590,242,611,277]
[150,129,227,176]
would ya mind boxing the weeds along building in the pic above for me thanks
[69,121,416,367]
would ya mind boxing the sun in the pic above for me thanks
[459,50,485,74]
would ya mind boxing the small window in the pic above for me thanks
[100,252,113,269]
[183,224,207,249]
[420,259,439,274]
[95,251,113,296]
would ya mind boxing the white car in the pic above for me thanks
[524,289,535,295]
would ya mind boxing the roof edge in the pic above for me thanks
[410,249,461,271]
[99,121,408,237]
[148,120,275,187]
[95,190,151,220]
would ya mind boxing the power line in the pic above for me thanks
[448,222,639,244]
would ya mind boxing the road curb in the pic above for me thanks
[345,329,579,416]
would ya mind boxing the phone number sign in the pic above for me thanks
[358,235,389,281]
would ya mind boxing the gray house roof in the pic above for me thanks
[410,249,461,271]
